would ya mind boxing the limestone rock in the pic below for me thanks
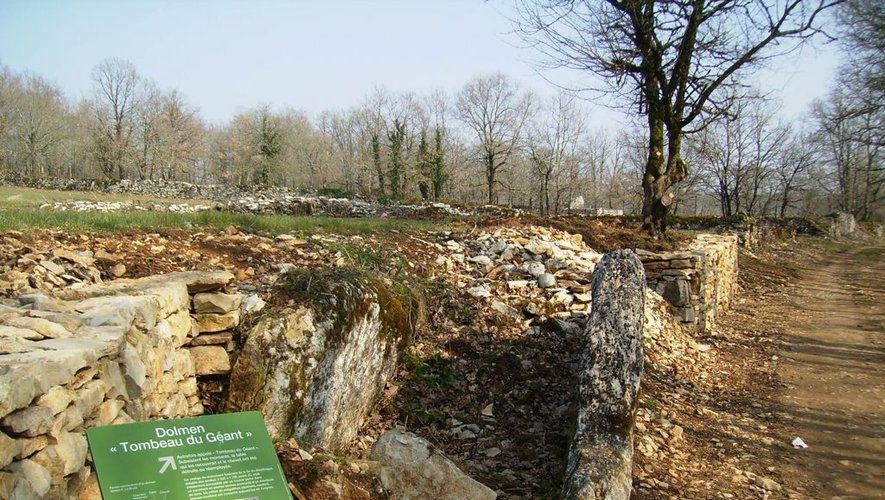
[467,286,492,298]
[537,273,557,289]
[36,386,74,415]
[0,431,19,468]
[51,248,94,267]
[6,459,51,497]
[563,250,645,500]
[188,346,231,375]
[1,406,54,437]
[79,473,101,500]
[0,336,108,418]
[226,270,415,450]
[367,429,496,500]
[39,260,66,275]
[525,239,550,255]
[27,310,83,333]
[190,332,233,346]
[193,292,243,314]
[193,311,240,333]
[110,263,127,277]
[0,339,32,354]
[240,294,266,314]
[753,476,781,491]
[75,380,108,417]
[491,301,520,319]
[525,261,546,278]
[0,326,42,340]
[0,471,13,498]
[16,435,49,460]
[4,317,70,339]
[32,431,87,481]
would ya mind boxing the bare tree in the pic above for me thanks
[9,74,68,178]
[837,0,884,113]
[773,130,815,217]
[527,92,585,215]
[91,58,141,179]
[133,81,162,180]
[159,89,204,181]
[515,0,843,233]
[456,73,534,204]
[690,97,789,216]
[813,88,884,219]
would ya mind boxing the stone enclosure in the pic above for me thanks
[0,230,740,499]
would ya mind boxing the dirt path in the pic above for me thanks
[768,244,885,498]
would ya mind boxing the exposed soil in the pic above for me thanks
[751,242,884,498]
[682,238,885,500]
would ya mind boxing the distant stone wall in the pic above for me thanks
[8,177,521,218]
[0,271,248,498]
[637,233,738,332]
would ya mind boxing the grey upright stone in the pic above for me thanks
[563,250,645,500]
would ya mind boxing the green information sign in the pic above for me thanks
[86,411,292,500]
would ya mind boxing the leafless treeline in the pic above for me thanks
[0,49,881,220]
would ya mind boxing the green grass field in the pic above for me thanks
[0,186,441,235]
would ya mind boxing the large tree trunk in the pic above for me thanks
[486,152,496,205]
[641,112,668,235]
[642,117,687,235]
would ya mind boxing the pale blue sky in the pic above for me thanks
[0,0,840,126]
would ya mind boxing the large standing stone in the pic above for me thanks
[366,429,496,500]
[225,270,416,450]
[563,250,644,500]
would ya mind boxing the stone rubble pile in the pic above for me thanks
[0,271,259,498]
[430,225,604,325]
[0,232,105,296]
[43,200,214,213]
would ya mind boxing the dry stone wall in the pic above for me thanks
[0,271,250,499]
[637,233,738,332]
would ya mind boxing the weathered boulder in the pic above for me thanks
[366,429,496,500]
[225,269,417,450]
[827,211,858,237]
[563,250,645,500]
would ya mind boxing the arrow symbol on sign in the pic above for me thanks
[158,456,177,474]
